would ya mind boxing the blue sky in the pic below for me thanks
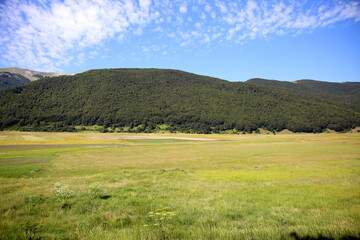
[1,0,359,82]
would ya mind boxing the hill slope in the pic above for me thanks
[247,78,360,112]
[0,69,359,133]
[0,67,73,90]
[0,72,30,90]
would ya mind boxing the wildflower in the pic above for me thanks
[146,207,177,227]
[52,182,71,202]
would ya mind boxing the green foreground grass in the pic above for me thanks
[0,131,359,239]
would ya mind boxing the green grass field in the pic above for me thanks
[0,131,359,239]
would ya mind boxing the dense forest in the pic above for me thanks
[0,69,359,133]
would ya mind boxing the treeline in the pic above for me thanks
[0,69,359,133]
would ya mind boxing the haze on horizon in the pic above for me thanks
[0,0,360,82]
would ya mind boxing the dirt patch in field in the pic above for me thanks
[0,160,42,166]
[0,157,44,166]
[82,135,220,141]
[0,144,126,149]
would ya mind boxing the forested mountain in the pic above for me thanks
[0,67,72,90]
[0,69,359,133]
[247,78,360,112]
[0,72,30,90]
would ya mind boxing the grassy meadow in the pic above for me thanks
[0,131,359,239]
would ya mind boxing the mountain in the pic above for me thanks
[0,69,359,133]
[246,78,360,112]
[0,67,72,90]
[0,72,30,90]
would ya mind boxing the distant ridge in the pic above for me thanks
[246,78,360,112]
[0,67,74,90]
[0,72,30,90]
[0,68,359,133]
[0,67,72,81]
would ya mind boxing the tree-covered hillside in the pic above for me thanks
[0,69,359,133]
[247,78,360,112]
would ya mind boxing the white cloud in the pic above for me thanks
[179,3,187,14]
[203,34,210,43]
[217,0,360,42]
[0,0,360,71]
[0,0,157,71]
[205,3,212,13]
[134,28,144,36]
[215,1,227,14]
[139,0,151,10]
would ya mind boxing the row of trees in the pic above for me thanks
[3,121,354,134]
